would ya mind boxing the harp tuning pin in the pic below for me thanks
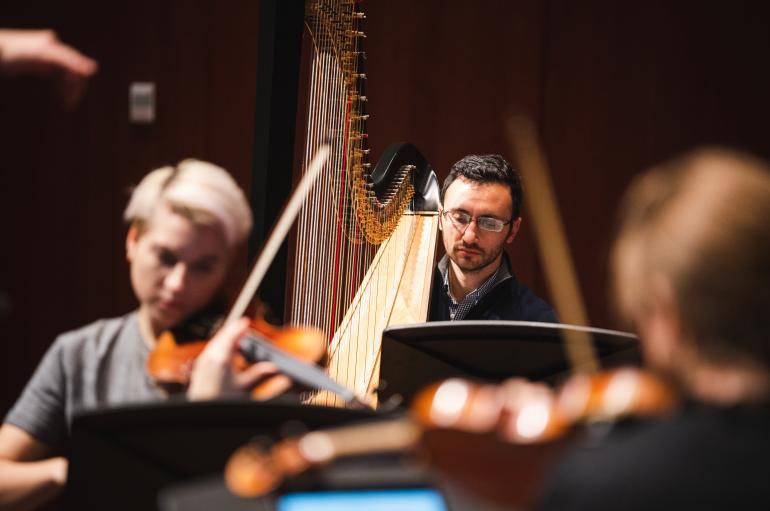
[350,30,366,38]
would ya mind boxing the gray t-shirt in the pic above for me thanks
[4,311,167,447]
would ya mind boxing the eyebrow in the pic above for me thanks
[153,244,222,265]
[193,254,222,266]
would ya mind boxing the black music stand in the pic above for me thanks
[378,321,640,406]
[65,399,380,511]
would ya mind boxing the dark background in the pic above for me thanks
[2,0,769,416]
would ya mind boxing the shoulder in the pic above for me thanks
[538,405,770,510]
[3,312,143,448]
[428,264,451,321]
[54,311,139,359]
[509,279,558,322]
[538,418,681,510]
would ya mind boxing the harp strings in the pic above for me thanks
[294,1,421,405]
[320,215,418,406]
[291,1,375,346]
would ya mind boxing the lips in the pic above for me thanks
[158,298,184,312]
[455,246,481,256]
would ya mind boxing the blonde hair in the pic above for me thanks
[612,148,770,368]
[123,159,252,247]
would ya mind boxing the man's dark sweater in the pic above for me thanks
[428,254,558,322]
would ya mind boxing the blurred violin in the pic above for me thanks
[224,367,676,506]
[145,145,364,404]
[145,303,343,400]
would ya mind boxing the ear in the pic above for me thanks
[636,275,685,370]
[506,217,522,244]
[126,223,140,262]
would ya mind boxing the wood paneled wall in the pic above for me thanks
[2,0,770,415]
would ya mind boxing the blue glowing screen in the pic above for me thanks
[277,488,448,511]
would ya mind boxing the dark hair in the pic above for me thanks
[441,154,523,219]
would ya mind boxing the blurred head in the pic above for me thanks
[124,159,252,335]
[612,148,770,374]
[439,155,523,275]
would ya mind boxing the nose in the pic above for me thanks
[461,219,481,242]
[164,263,188,294]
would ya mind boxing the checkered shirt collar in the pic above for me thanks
[439,253,512,320]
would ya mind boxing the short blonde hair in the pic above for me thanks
[123,159,252,247]
[612,148,770,368]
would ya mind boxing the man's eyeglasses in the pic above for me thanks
[441,209,511,233]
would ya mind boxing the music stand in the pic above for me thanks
[65,399,380,511]
[378,321,640,406]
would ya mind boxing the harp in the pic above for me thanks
[252,1,440,407]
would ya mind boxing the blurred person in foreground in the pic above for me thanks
[534,148,770,510]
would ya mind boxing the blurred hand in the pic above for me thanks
[0,29,98,108]
[187,317,292,401]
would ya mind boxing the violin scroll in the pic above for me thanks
[225,440,308,498]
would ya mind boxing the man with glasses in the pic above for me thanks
[428,154,557,322]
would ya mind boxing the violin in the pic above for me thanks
[223,368,676,506]
[145,304,330,399]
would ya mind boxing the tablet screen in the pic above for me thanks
[277,488,448,511]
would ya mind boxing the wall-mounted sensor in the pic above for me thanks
[129,82,155,124]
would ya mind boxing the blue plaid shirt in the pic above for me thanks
[440,254,512,320]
